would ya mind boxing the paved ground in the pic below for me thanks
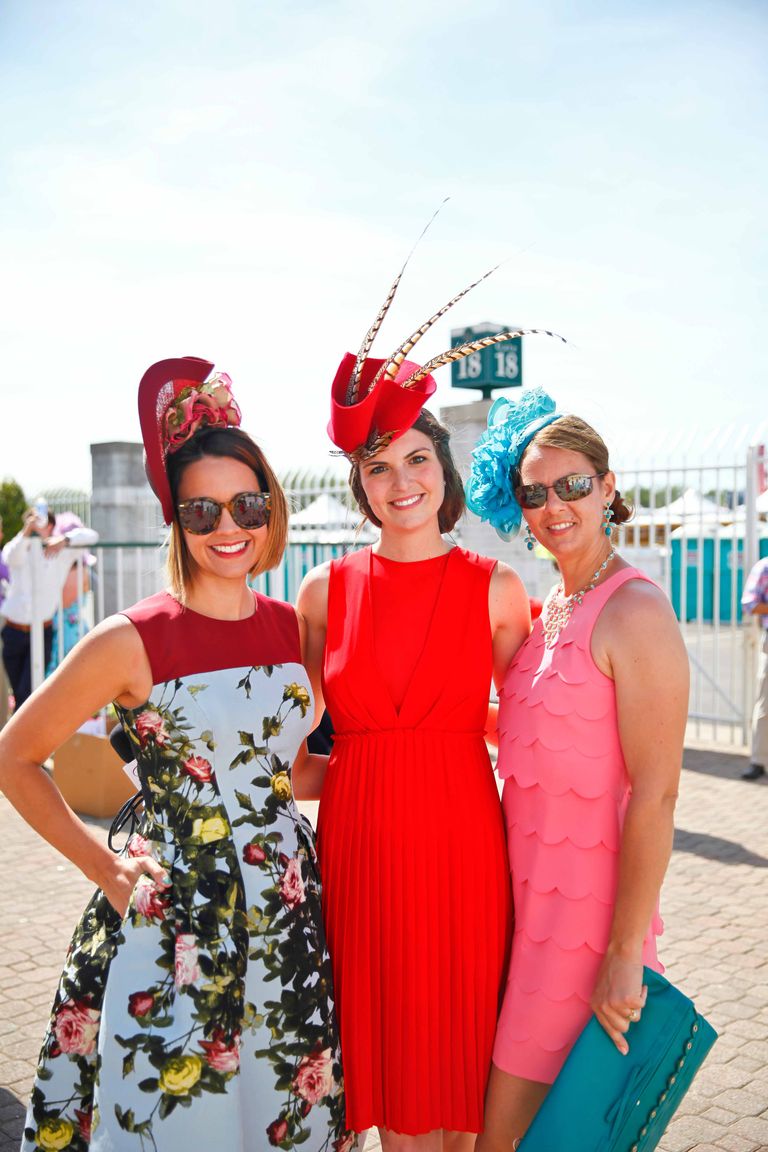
[1,746,766,1152]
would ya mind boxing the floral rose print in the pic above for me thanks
[74,1108,92,1143]
[35,1118,75,1150]
[127,991,154,1018]
[280,857,306,909]
[52,1000,100,1057]
[267,1116,290,1146]
[158,1053,203,1096]
[243,841,267,865]
[134,708,169,746]
[174,933,201,988]
[191,813,230,842]
[283,682,311,716]
[293,1047,334,1105]
[23,662,350,1151]
[133,874,169,921]
[271,770,292,801]
[199,1029,241,1073]
[181,753,214,783]
[126,833,151,858]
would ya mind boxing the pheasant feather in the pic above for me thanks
[346,199,450,407]
[400,328,567,389]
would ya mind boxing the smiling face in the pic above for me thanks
[518,443,615,561]
[176,455,269,587]
[359,427,447,537]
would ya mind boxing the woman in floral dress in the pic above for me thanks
[0,357,351,1152]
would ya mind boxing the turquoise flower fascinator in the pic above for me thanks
[465,386,561,540]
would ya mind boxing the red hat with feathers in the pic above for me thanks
[328,206,565,459]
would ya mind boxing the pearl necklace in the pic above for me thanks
[542,549,617,647]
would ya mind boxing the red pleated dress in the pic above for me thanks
[317,546,512,1135]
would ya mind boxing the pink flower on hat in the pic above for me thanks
[164,373,241,452]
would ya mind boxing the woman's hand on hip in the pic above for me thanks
[99,855,169,918]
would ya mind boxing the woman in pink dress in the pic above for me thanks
[465,388,689,1149]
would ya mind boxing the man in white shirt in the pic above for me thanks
[1,508,99,710]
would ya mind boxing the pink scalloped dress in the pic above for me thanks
[494,567,664,1083]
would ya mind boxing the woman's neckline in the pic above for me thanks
[164,587,258,622]
[371,547,455,567]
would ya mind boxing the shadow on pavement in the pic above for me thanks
[674,826,768,868]
[682,747,754,780]
[0,1086,26,1151]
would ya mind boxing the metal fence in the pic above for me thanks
[613,443,765,748]
[8,459,767,750]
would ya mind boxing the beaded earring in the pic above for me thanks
[524,524,536,551]
[602,503,614,536]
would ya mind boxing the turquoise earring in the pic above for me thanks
[602,503,614,536]
[524,524,536,551]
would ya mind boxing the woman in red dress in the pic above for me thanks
[296,263,539,1150]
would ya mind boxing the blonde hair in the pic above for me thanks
[522,415,633,525]
[166,427,288,603]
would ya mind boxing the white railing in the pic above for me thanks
[614,445,765,748]
[9,459,767,750]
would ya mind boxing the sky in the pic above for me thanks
[1,0,766,498]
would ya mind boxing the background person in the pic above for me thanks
[1,506,98,710]
[465,388,689,1150]
[0,357,350,1152]
[741,554,768,781]
[45,511,97,675]
[0,514,10,728]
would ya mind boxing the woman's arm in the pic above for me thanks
[0,615,167,913]
[590,580,689,1053]
[488,561,531,690]
[293,564,332,799]
[295,562,331,724]
[291,740,329,802]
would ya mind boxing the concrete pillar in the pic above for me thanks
[90,443,165,616]
[440,398,557,601]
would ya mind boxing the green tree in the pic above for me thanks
[0,478,27,543]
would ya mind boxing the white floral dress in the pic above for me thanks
[23,590,352,1152]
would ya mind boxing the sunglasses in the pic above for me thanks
[515,472,605,510]
[177,491,271,535]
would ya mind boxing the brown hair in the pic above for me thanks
[520,415,633,525]
[165,427,288,602]
[349,409,465,534]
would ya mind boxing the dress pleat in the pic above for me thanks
[318,549,512,1135]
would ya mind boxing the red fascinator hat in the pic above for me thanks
[328,209,566,459]
[138,356,242,524]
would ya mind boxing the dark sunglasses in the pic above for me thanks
[177,491,271,535]
[515,472,606,510]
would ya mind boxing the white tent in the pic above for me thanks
[670,520,768,540]
[656,487,734,522]
[289,493,377,544]
[757,488,768,514]
[290,493,355,527]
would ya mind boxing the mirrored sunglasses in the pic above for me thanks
[177,491,271,535]
[515,472,605,510]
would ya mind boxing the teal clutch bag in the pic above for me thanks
[521,969,717,1151]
